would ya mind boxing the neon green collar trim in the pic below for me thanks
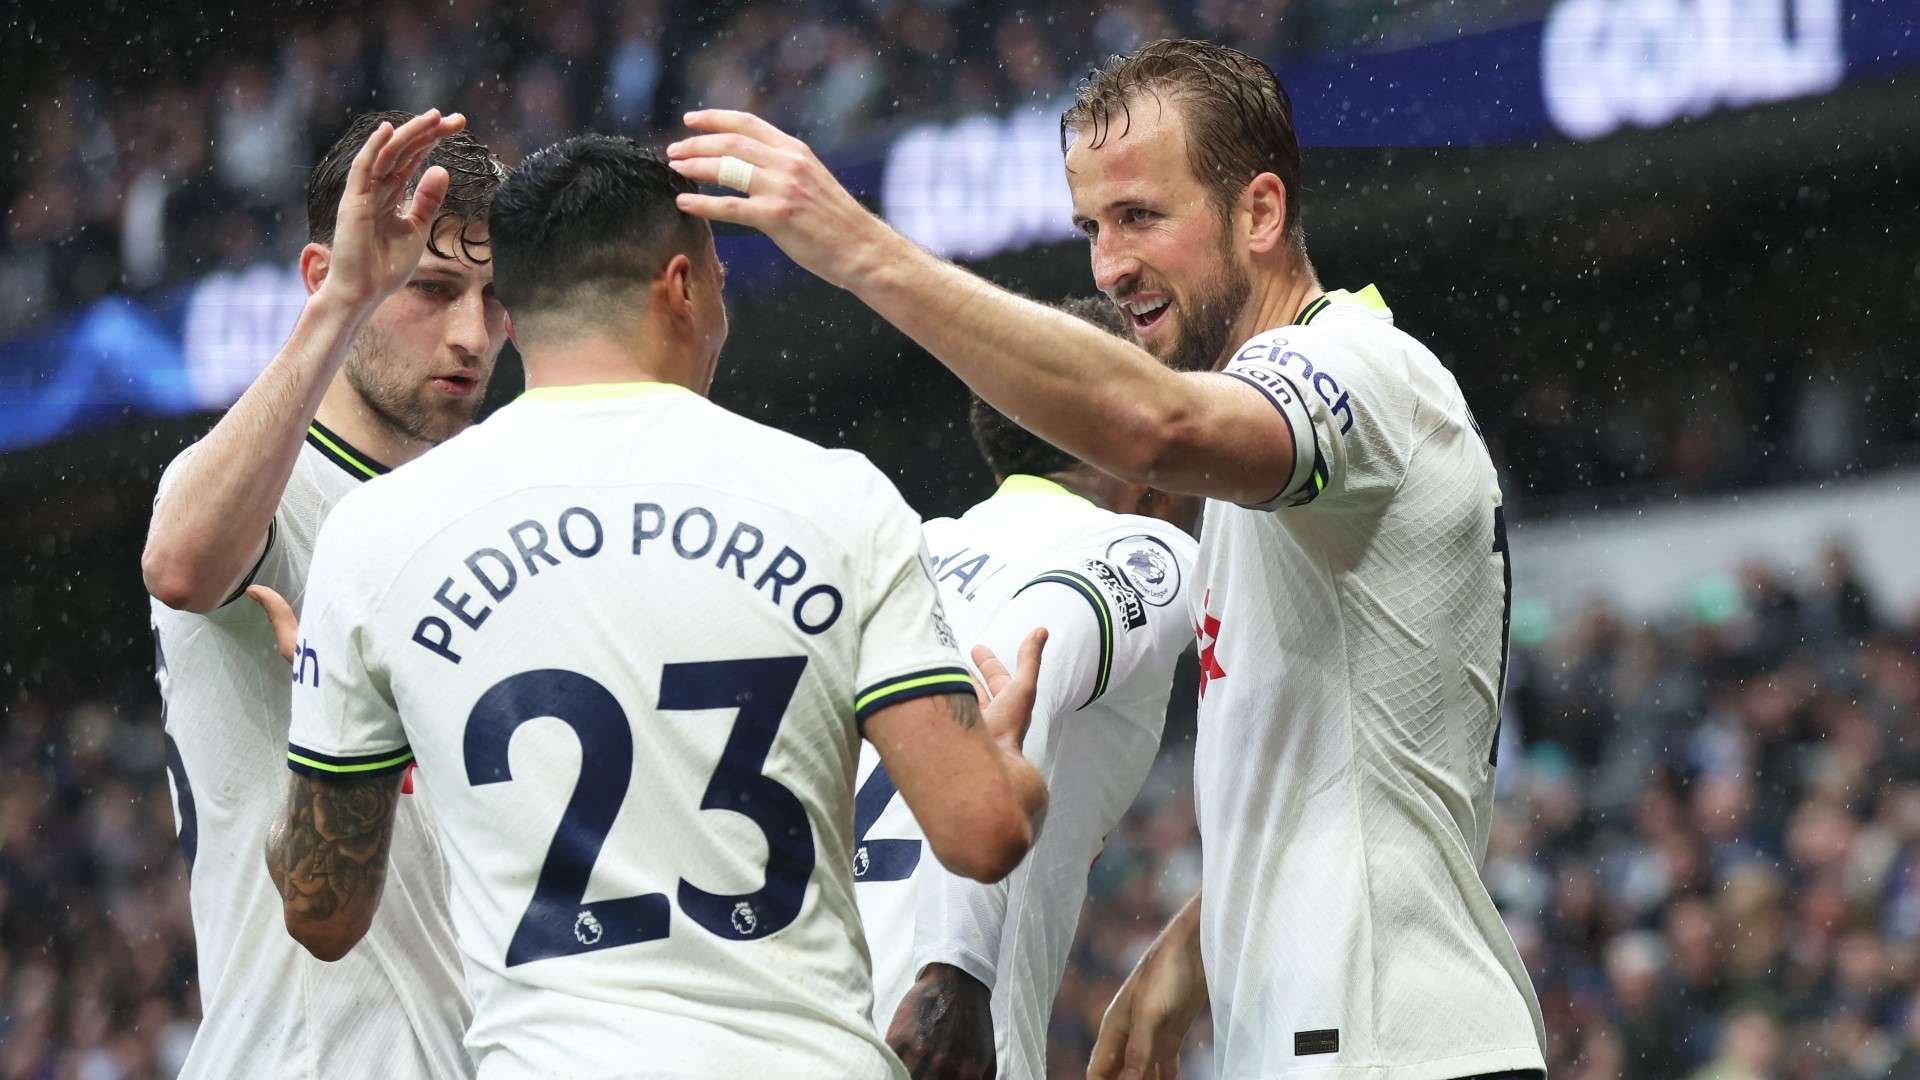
[1326,284,1389,312]
[520,381,692,402]
[994,474,1092,504]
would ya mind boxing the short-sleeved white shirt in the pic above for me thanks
[1194,287,1545,1078]
[289,383,970,1079]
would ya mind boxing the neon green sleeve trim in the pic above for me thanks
[854,672,976,713]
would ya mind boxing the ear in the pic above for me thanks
[661,252,696,324]
[1242,173,1288,256]
[299,243,332,296]
[503,311,517,349]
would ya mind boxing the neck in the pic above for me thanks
[1043,465,1133,513]
[522,331,710,397]
[315,377,433,469]
[1228,253,1322,369]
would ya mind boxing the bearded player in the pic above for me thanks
[665,36,1546,1080]
[144,109,506,1078]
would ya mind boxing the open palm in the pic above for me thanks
[320,108,469,307]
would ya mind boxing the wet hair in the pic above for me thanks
[1061,38,1304,244]
[307,110,504,263]
[969,297,1133,480]
[485,134,707,321]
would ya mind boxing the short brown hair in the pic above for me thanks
[1061,39,1303,244]
[307,110,505,263]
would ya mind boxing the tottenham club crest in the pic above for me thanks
[1107,535,1180,607]
[730,901,759,937]
[574,909,604,946]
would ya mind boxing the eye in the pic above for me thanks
[412,280,451,298]
[1124,207,1155,225]
[1075,219,1097,240]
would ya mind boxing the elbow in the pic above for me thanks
[931,804,1039,884]
[141,542,223,613]
[285,912,370,963]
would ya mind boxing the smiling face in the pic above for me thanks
[343,218,508,444]
[1067,95,1253,373]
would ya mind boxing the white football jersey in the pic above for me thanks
[851,475,1195,1080]
[151,423,471,1080]
[287,382,972,1080]
[1192,287,1546,1078]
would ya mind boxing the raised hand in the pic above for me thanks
[972,629,1046,754]
[666,110,891,290]
[319,109,468,308]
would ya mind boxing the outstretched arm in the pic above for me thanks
[143,109,466,612]
[665,112,1296,505]
[266,769,403,962]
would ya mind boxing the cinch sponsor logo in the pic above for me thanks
[1542,0,1842,141]
[292,639,320,688]
[1232,343,1357,435]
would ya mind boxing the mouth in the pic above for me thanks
[1119,296,1172,335]
[430,373,478,398]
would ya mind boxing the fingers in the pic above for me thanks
[970,642,1012,702]
[403,165,452,231]
[371,109,462,185]
[343,120,398,200]
[246,585,299,663]
[1087,1000,1131,1080]
[664,132,781,169]
[674,191,764,227]
[681,108,808,154]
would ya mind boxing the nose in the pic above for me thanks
[445,287,491,362]
[1090,232,1140,297]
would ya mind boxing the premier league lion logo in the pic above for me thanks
[1107,535,1181,607]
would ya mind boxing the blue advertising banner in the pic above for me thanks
[3,0,1914,452]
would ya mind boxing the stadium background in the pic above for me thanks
[2,0,1918,1075]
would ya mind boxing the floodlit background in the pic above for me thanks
[2,1,1918,1076]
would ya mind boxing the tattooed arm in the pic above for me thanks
[866,633,1051,883]
[265,769,404,961]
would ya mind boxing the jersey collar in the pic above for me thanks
[519,381,692,402]
[306,420,391,482]
[993,474,1093,505]
[1293,283,1391,326]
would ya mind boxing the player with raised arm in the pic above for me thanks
[862,297,1199,1080]
[664,36,1546,1080]
[267,135,1049,1080]
[142,109,506,1079]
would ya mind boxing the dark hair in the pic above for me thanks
[969,297,1133,480]
[1061,39,1303,243]
[307,110,504,263]
[486,134,706,319]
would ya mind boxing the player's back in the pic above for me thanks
[1196,290,1545,1075]
[303,383,947,1078]
[854,477,1195,1077]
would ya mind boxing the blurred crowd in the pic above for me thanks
[1,0,1494,336]
[5,542,1920,1078]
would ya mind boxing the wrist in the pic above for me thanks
[840,214,917,297]
[309,279,386,321]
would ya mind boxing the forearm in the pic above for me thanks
[266,769,401,961]
[850,237,1197,485]
[143,290,372,611]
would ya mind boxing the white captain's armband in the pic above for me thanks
[1221,337,1338,511]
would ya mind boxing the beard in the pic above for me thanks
[1149,249,1253,375]
[342,322,483,447]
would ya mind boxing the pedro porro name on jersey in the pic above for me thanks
[410,498,849,665]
